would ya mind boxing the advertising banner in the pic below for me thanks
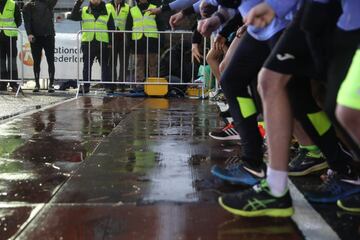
[17,32,101,80]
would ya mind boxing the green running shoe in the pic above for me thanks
[219,180,294,217]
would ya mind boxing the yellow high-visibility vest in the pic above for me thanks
[130,4,159,40]
[81,6,111,43]
[0,0,17,37]
[106,3,129,31]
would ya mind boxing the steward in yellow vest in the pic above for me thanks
[129,0,162,83]
[0,0,22,91]
[106,0,129,31]
[69,0,115,93]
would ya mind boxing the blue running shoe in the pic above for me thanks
[305,173,360,203]
[130,87,144,94]
[211,160,265,186]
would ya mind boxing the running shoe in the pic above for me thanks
[211,161,265,186]
[337,194,360,213]
[194,77,204,84]
[212,89,226,102]
[217,101,229,113]
[129,87,144,94]
[209,123,240,141]
[219,179,294,217]
[48,84,55,93]
[305,173,360,203]
[288,148,328,176]
[209,89,221,99]
[33,84,40,93]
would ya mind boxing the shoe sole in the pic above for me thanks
[337,200,360,213]
[208,132,240,141]
[219,197,294,218]
[288,162,329,177]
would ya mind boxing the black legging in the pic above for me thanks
[30,35,55,84]
[288,75,355,176]
[281,20,358,176]
[220,31,282,167]
[0,36,18,88]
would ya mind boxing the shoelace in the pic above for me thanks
[224,156,243,171]
[290,148,309,167]
[222,123,234,131]
[228,164,244,176]
[319,174,343,194]
[252,180,267,193]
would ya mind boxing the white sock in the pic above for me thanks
[266,167,288,197]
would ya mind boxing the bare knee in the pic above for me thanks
[206,49,218,65]
[219,61,226,73]
[258,68,291,100]
[205,52,211,64]
[336,105,359,131]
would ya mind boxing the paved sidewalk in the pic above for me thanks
[0,92,74,120]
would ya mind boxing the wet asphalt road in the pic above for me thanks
[0,96,358,239]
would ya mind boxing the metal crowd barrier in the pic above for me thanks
[0,28,24,97]
[75,30,208,98]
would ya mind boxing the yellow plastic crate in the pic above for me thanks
[144,78,168,97]
[186,87,207,98]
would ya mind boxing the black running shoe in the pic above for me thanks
[48,84,55,93]
[288,148,328,176]
[33,84,40,93]
[209,123,240,141]
[219,180,294,217]
[337,194,360,213]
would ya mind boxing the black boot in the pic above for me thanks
[33,80,40,93]
[48,79,55,93]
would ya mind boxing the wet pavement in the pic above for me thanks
[0,96,141,239]
[0,96,358,239]
[0,92,74,121]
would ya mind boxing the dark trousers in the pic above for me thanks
[30,35,55,84]
[82,41,109,89]
[0,36,18,89]
[220,32,282,167]
[108,33,129,90]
